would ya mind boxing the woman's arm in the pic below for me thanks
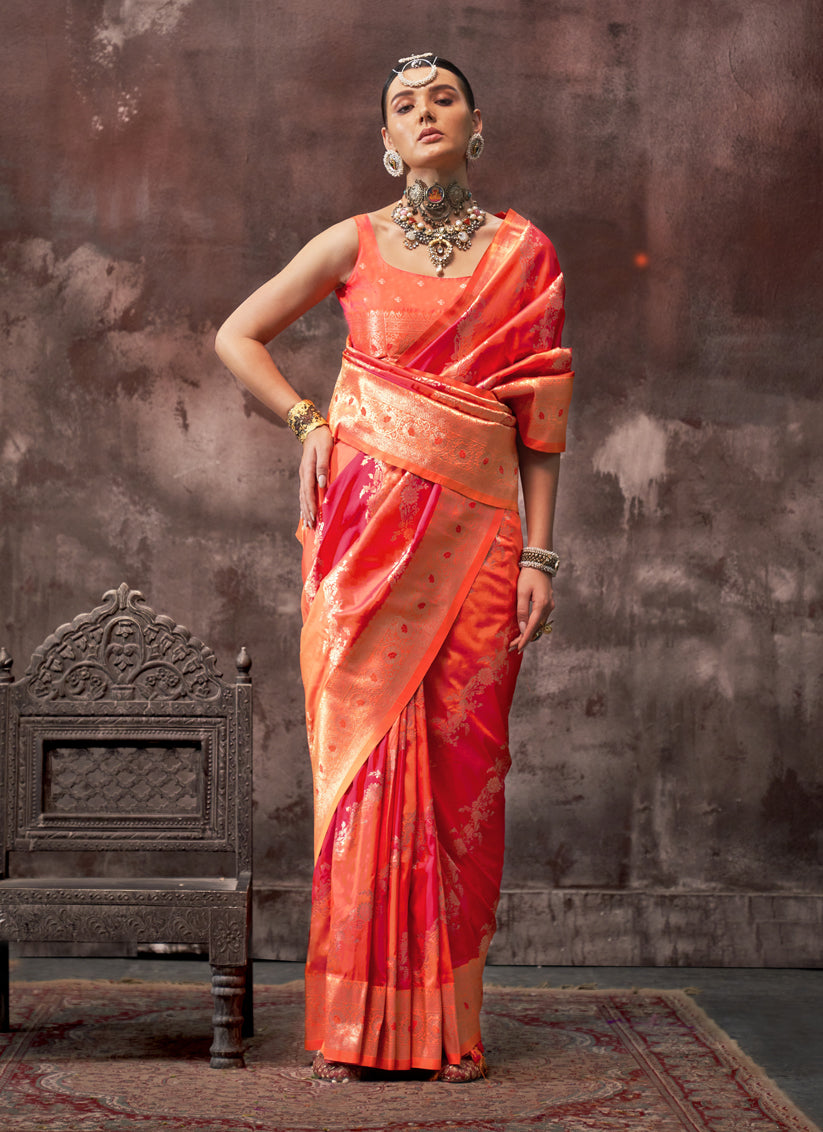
[510,445,561,653]
[214,218,359,526]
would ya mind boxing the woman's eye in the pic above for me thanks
[436,97,454,105]
[396,104,413,114]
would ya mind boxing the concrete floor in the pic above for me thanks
[8,955,823,1129]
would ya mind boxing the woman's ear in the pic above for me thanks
[472,109,483,135]
[382,126,393,151]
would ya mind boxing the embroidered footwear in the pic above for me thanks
[434,1044,488,1082]
[311,1051,362,1082]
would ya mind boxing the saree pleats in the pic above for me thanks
[305,690,461,1071]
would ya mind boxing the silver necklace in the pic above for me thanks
[392,181,485,276]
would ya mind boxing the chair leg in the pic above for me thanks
[209,965,246,1068]
[0,942,9,1032]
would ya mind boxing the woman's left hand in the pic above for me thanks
[509,566,554,653]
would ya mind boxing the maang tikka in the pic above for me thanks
[393,52,438,87]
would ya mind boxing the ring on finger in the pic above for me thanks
[532,621,553,640]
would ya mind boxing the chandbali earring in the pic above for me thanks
[383,149,404,177]
[466,132,485,161]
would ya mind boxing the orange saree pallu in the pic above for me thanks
[300,211,573,1070]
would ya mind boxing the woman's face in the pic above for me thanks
[382,67,481,175]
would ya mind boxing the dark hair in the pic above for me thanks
[381,56,476,125]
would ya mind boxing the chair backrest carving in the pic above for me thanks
[26,583,222,703]
[0,584,252,878]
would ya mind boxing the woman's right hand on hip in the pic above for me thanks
[299,425,334,529]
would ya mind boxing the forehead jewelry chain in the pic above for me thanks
[394,53,438,87]
[392,181,485,276]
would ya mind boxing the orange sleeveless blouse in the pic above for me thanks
[336,214,469,361]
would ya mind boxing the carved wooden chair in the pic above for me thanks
[0,583,253,1067]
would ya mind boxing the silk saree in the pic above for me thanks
[300,211,573,1071]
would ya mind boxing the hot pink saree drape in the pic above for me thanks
[300,211,573,1070]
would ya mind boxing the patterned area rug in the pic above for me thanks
[0,979,818,1132]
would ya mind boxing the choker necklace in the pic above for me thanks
[405,179,472,224]
[392,180,485,276]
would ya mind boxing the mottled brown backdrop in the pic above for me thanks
[1,0,821,964]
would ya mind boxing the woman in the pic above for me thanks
[215,53,573,1082]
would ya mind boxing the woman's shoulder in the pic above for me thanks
[308,215,361,254]
[499,209,555,246]
[499,210,562,275]
[294,217,361,286]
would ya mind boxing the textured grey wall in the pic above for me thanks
[1,1,821,964]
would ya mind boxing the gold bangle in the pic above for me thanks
[286,399,328,444]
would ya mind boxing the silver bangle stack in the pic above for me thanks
[518,546,560,576]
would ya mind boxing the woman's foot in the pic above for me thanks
[434,1044,487,1082]
[311,1051,361,1082]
